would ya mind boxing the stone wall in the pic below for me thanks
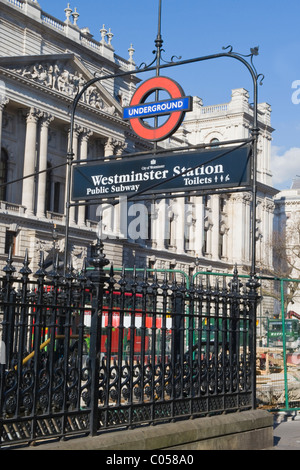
[25,409,274,451]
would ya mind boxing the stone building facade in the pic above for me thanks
[0,0,277,278]
[274,177,300,313]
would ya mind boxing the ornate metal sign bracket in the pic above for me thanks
[64,0,264,284]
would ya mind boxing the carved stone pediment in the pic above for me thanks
[0,53,122,118]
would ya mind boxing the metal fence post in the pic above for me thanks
[246,274,260,409]
[172,280,185,363]
[86,238,109,436]
[171,275,186,405]
[1,248,16,369]
[280,279,289,410]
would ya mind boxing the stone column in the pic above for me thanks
[102,137,116,235]
[174,198,185,254]
[0,96,9,201]
[78,129,93,226]
[193,196,204,258]
[229,193,250,265]
[243,194,252,263]
[211,195,220,260]
[104,137,116,157]
[0,96,9,154]
[22,107,41,216]
[155,199,167,250]
[36,113,54,218]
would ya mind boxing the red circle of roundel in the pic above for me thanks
[129,76,185,142]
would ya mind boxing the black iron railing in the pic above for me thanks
[0,241,259,447]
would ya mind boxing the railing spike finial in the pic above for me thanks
[19,248,32,276]
[151,269,159,290]
[48,253,60,280]
[118,264,126,287]
[3,244,16,276]
[35,251,47,277]
[229,264,241,292]
[108,262,115,286]
[233,263,238,276]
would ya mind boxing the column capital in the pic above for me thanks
[115,140,127,156]
[72,124,85,138]
[104,137,114,156]
[81,128,93,142]
[0,97,9,110]
[41,112,54,128]
[25,107,43,124]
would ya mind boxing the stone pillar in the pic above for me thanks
[229,193,251,265]
[104,137,116,157]
[192,196,204,258]
[211,195,220,260]
[155,199,167,250]
[36,113,54,218]
[78,129,93,226]
[0,96,9,201]
[0,96,9,153]
[174,198,185,254]
[102,137,116,236]
[243,193,252,264]
[22,107,41,216]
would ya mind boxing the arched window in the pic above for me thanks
[0,148,8,201]
[210,138,219,147]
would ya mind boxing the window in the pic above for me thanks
[210,138,220,147]
[0,148,8,201]
[203,228,208,254]
[167,212,174,247]
[218,232,224,258]
[220,197,226,213]
[203,195,210,208]
[5,229,17,255]
[53,182,60,213]
[45,163,62,213]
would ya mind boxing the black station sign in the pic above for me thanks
[72,145,251,200]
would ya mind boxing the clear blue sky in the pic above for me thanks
[38,0,300,190]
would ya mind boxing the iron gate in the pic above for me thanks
[0,241,259,447]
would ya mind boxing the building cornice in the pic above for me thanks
[257,181,280,197]
[0,56,131,130]
[0,0,136,76]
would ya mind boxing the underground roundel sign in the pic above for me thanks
[123,76,193,142]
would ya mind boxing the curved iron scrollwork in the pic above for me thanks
[138,49,183,71]
[222,45,265,85]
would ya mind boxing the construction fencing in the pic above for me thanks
[256,276,300,413]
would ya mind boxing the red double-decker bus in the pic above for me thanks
[83,291,172,360]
